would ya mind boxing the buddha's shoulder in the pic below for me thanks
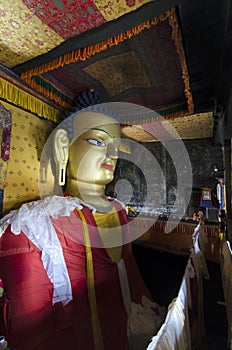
[0,195,96,238]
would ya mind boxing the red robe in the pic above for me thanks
[0,199,152,350]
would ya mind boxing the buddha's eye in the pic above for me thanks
[88,138,106,147]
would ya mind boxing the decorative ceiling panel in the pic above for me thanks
[21,0,152,36]
[18,8,193,118]
[0,0,154,68]
[0,0,229,141]
[83,51,151,96]
[121,112,213,141]
[21,0,106,39]
[0,0,64,67]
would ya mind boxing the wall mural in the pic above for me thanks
[106,138,223,216]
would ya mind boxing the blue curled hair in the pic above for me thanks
[60,103,120,142]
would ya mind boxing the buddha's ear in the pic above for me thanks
[53,129,69,186]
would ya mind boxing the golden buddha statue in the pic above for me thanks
[0,106,165,350]
[54,111,123,262]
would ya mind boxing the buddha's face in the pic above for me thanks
[67,121,121,186]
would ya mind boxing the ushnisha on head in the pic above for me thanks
[53,110,121,212]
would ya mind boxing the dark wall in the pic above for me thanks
[106,138,223,213]
[180,138,223,188]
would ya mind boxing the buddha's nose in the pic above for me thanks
[106,142,118,159]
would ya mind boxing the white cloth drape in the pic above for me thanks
[0,196,95,305]
[221,240,232,348]
[147,221,209,349]
[117,259,166,350]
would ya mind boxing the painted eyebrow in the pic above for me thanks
[84,127,113,138]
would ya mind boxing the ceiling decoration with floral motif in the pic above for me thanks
[0,0,231,140]
[0,0,154,68]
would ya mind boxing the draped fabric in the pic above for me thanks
[7,5,193,119]
[21,0,153,36]
[0,2,194,122]
[0,196,163,350]
[0,65,62,122]
[147,221,209,349]
[221,240,232,347]
[0,103,12,162]
[0,103,12,217]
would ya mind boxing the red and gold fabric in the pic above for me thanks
[0,0,63,68]
[22,0,152,36]
[0,199,152,350]
[0,0,154,67]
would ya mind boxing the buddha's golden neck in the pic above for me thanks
[65,178,113,213]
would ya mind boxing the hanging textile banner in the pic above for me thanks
[0,103,12,162]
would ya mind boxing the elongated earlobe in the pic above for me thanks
[58,163,66,186]
[54,129,69,186]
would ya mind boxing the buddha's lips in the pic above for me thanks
[101,164,114,171]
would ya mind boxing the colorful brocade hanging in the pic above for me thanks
[0,103,12,161]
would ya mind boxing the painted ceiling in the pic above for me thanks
[0,0,231,140]
[1,0,153,68]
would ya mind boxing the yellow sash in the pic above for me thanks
[76,209,104,350]
[93,207,123,262]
